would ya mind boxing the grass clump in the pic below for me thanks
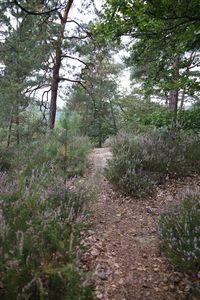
[106,130,200,197]
[159,193,200,275]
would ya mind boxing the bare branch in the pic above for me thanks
[91,0,101,15]
[61,54,90,68]
[66,19,94,39]
[59,77,88,90]
[23,83,51,96]
[40,88,51,121]
[64,35,88,40]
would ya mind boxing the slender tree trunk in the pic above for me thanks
[168,56,180,114]
[7,113,13,148]
[16,98,20,145]
[48,0,74,129]
[64,129,68,170]
[109,99,117,134]
[180,88,186,110]
[48,47,62,129]
[179,52,194,110]
[98,121,102,148]
[16,116,20,145]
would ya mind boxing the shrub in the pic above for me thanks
[159,193,200,274]
[0,170,93,300]
[0,146,13,171]
[146,105,200,132]
[107,130,200,196]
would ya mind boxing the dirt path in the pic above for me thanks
[82,148,198,300]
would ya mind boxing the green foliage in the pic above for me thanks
[177,107,200,132]
[0,146,13,171]
[159,193,200,273]
[145,108,175,128]
[146,105,200,132]
[19,107,47,143]
[116,96,169,131]
[0,171,93,300]
[96,0,200,99]
[53,109,91,176]
[107,130,200,197]
[0,105,94,299]
[4,108,92,178]
[119,98,200,133]
[67,44,121,147]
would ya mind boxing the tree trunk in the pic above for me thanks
[168,89,178,113]
[180,88,186,110]
[109,99,117,134]
[16,98,20,145]
[48,0,74,129]
[168,56,180,114]
[48,47,62,129]
[16,115,20,145]
[7,113,13,148]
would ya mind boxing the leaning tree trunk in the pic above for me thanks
[48,0,74,129]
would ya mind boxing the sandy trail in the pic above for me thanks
[82,148,198,300]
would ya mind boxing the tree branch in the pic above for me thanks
[147,11,200,22]
[13,0,60,16]
[66,19,94,39]
[59,77,88,90]
[61,54,89,68]
[64,35,88,40]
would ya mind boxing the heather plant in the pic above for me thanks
[0,170,94,300]
[159,193,200,274]
[107,130,200,196]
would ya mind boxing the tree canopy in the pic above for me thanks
[95,0,200,110]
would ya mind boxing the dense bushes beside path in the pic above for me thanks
[0,169,94,300]
[159,193,200,274]
[0,109,94,299]
[106,129,200,197]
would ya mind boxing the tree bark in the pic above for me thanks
[168,56,180,114]
[7,113,13,148]
[180,88,186,110]
[109,99,117,134]
[48,47,62,129]
[168,89,178,113]
[48,0,74,129]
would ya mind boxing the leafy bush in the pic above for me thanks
[146,105,200,132]
[0,170,93,300]
[159,193,200,273]
[107,130,200,196]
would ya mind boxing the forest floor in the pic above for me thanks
[80,148,199,300]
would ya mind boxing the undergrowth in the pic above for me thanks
[0,109,94,299]
[0,169,94,300]
[106,129,200,197]
[159,192,200,274]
